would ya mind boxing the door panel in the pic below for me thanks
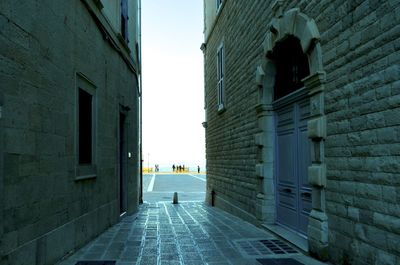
[275,99,311,236]
[277,132,295,185]
[276,105,298,231]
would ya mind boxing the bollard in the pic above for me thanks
[173,192,178,204]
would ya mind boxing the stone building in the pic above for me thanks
[203,0,399,264]
[0,0,141,264]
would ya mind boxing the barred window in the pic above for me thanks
[272,35,310,100]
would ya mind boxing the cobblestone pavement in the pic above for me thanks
[57,202,327,265]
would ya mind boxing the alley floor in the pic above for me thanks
[57,202,327,265]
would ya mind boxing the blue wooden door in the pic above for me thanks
[275,97,312,235]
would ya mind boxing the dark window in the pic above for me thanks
[79,88,92,164]
[121,0,129,42]
[271,36,310,100]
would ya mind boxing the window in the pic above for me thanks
[217,43,225,111]
[271,35,310,100]
[78,88,93,164]
[121,0,129,42]
[216,0,223,13]
[75,73,97,180]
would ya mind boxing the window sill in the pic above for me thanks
[75,174,97,182]
[75,164,97,182]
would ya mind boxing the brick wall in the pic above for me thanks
[204,0,400,263]
[0,1,140,264]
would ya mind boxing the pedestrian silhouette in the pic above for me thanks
[197,165,200,173]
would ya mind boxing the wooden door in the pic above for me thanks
[275,97,311,235]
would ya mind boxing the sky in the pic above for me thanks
[141,0,205,170]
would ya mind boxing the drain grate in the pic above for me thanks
[257,258,304,265]
[75,261,116,265]
[233,238,299,258]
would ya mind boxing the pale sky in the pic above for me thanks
[141,0,205,170]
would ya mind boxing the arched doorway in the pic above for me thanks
[271,35,311,236]
[255,8,328,259]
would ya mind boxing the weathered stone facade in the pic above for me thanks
[0,0,141,264]
[203,0,400,264]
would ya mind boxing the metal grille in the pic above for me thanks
[257,258,305,265]
[75,261,116,265]
[233,238,299,258]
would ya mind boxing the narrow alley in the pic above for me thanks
[2,0,400,264]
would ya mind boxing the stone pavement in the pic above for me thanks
[57,202,328,265]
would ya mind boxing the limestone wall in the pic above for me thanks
[204,0,400,264]
[322,1,400,264]
[204,0,266,221]
[0,0,140,264]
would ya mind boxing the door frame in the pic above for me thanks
[118,109,128,216]
[254,8,328,258]
[0,92,3,239]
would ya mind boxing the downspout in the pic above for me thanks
[138,0,143,204]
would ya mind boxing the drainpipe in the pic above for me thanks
[211,190,215,207]
[138,0,143,204]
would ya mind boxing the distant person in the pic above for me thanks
[197,165,200,174]
[172,164,175,172]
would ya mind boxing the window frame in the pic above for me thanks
[75,73,97,181]
[216,0,223,14]
[217,42,225,112]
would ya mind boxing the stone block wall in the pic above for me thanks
[204,0,400,263]
[204,0,273,222]
[320,1,400,264]
[0,1,140,264]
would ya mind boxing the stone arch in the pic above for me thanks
[262,8,323,75]
[255,8,328,260]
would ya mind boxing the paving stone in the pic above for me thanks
[182,260,203,265]
[139,256,158,265]
[160,261,181,265]
[56,202,325,265]
[160,253,180,261]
